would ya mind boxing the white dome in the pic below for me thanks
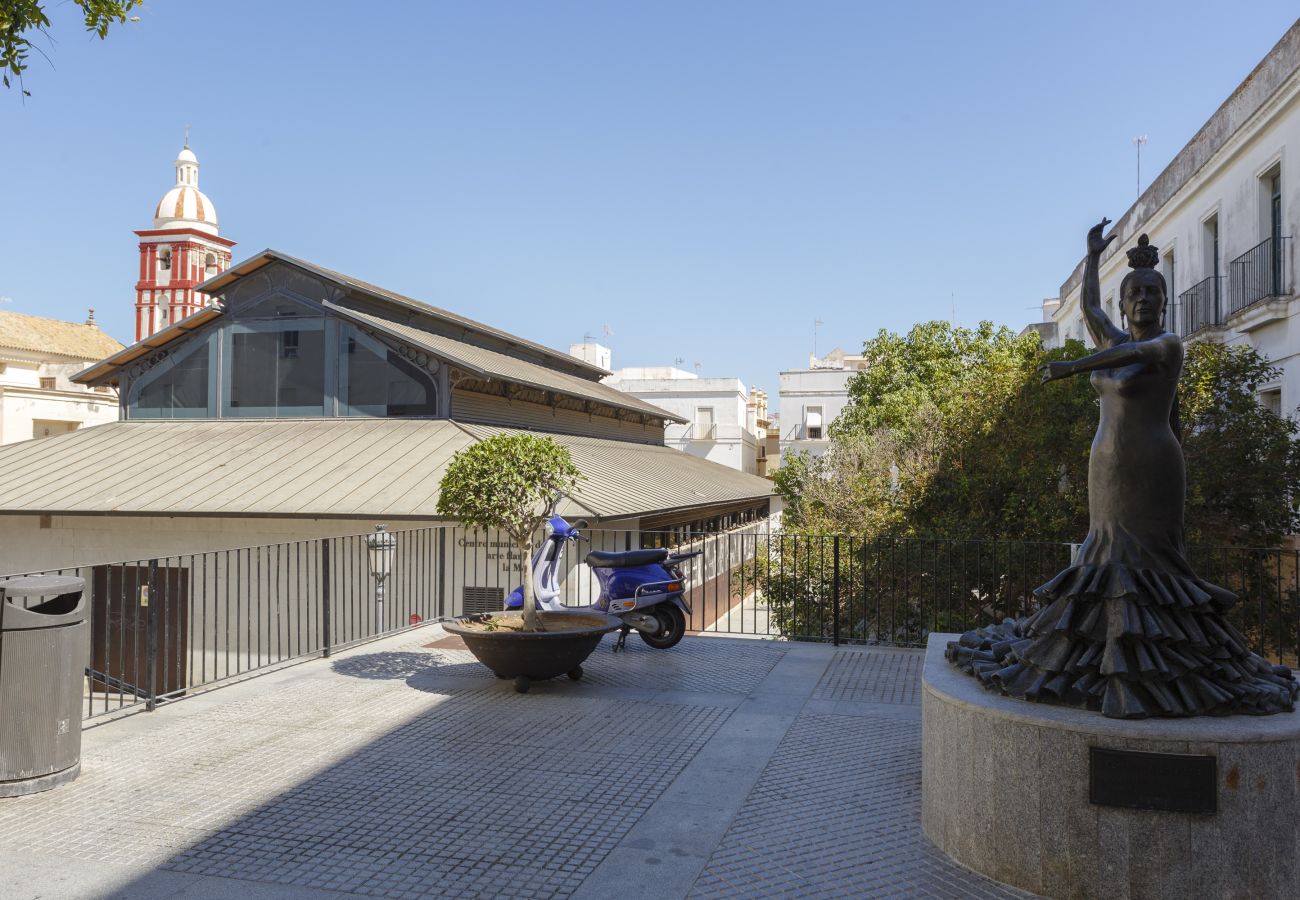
[154,186,219,233]
[152,145,218,234]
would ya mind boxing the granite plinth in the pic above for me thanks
[922,634,1300,899]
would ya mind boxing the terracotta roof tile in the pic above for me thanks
[0,310,126,360]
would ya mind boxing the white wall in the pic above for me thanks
[777,367,854,466]
[603,372,759,473]
[0,353,120,445]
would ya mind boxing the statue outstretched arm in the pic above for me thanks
[1081,218,1127,349]
[1039,333,1181,383]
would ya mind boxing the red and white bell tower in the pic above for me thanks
[134,144,236,341]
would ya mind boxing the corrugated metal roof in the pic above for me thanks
[73,306,223,385]
[0,420,773,520]
[0,310,125,360]
[199,250,611,379]
[458,423,775,520]
[328,303,686,424]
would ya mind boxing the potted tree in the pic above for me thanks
[436,433,621,692]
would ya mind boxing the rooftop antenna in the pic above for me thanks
[813,318,824,360]
[674,356,685,368]
[693,361,702,375]
[1133,135,1148,199]
[601,323,614,338]
[582,331,593,344]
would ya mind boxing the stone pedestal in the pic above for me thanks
[922,634,1300,899]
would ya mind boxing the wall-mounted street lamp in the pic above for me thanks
[366,524,397,633]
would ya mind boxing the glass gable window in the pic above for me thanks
[225,320,327,417]
[130,339,212,418]
[127,305,443,421]
[339,326,437,417]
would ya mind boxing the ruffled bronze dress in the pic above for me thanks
[947,343,1298,718]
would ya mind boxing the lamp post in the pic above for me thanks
[366,524,396,633]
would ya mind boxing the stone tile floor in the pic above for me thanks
[0,629,1033,899]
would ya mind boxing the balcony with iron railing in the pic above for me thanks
[1172,275,1224,337]
[1228,236,1291,316]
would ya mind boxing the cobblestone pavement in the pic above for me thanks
[0,629,1031,899]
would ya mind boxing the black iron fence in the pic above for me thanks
[1173,275,1224,337]
[1228,236,1291,315]
[4,528,1297,722]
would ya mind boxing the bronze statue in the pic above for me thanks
[948,219,1298,717]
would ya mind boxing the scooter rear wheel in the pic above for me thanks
[639,603,686,649]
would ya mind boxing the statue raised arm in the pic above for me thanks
[948,222,1296,719]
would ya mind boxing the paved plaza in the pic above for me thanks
[0,629,1031,899]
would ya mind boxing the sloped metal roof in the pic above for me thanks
[73,306,223,384]
[198,250,611,379]
[457,423,775,519]
[0,420,772,520]
[328,303,685,424]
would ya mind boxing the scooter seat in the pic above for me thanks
[585,548,670,568]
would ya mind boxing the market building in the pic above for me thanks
[0,251,777,586]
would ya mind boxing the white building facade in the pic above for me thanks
[0,310,123,445]
[1045,22,1300,420]
[601,360,760,474]
[776,348,867,467]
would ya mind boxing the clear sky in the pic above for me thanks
[3,2,1298,400]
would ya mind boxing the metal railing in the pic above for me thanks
[6,528,1297,722]
[691,422,718,441]
[1228,236,1291,315]
[1174,275,1224,336]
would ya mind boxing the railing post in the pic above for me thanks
[437,529,447,620]
[321,540,332,658]
[146,559,159,711]
[832,535,841,647]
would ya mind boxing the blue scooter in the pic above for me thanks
[505,515,700,650]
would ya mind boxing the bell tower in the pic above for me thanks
[134,141,236,341]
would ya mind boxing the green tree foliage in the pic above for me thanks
[764,328,1300,652]
[437,433,581,631]
[2,0,141,94]
[780,321,1095,541]
[1181,340,1300,547]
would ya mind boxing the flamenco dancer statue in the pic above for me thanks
[948,219,1298,718]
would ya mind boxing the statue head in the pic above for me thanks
[1120,234,1166,330]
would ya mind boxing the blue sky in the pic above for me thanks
[3,2,1298,399]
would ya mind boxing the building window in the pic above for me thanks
[131,338,212,418]
[695,406,715,440]
[805,406,824,440]
[1204,215,1220,281]
[225,320,327,417]
[39,377,56,390]
[1260,389,1282,418]
[338,325,438,417]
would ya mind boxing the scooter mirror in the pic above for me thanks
[573,519,590,530]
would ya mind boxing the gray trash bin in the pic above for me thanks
[0,575,88,798]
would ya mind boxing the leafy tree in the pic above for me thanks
[437,433,581,632]
[2,0,141,94]
[1181,340,1300,547]
[781,321,1095,541]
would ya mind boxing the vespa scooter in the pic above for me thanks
[505,515,700,650]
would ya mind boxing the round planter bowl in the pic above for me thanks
[442,610,622,690]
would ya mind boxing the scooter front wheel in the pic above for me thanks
[639,603,686,650]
